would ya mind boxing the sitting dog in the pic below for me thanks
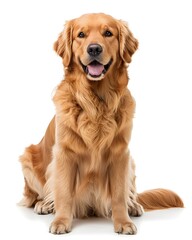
[19,13,183,234]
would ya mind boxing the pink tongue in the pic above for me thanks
[87,64,104,76]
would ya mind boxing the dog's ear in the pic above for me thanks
[54,21,73,67]
[118,20,138,63]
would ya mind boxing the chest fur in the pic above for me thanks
[77,109,117,151]
[55,83,134,152]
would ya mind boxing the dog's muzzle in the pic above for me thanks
[80,44,112,81]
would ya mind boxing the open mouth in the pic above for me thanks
[80,59,112,80]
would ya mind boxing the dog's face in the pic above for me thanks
[54,13,138,81]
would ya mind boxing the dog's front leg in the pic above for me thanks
[109,151,137,235]
[49,146,76,234]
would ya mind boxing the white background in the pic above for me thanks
[0,0,192,239]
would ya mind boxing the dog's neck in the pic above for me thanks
[65,64,129,113]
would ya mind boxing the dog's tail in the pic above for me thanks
[137,188,184,211]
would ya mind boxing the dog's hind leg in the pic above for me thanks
[19,178,39,207]
[127,156,144,217]
[19,145,45,208]
[19,145,54,215]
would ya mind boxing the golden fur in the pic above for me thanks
[19,13,183,234]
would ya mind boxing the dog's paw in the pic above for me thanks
[114,220,137,235]
[128,201,144,217]
[49,218,72,234]
[34,200,54,214]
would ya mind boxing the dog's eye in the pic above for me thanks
[104,30,113,37]
[78,32,85,38]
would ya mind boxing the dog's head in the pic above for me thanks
[54,13,138,81]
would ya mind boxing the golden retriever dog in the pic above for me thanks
[19,13,183,234]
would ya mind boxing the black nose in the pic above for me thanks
[87,44,103,57]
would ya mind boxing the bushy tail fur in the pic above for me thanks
[137,188,184,211]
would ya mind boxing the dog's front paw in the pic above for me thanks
[49,218,72,234]
[114,220,137,235]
